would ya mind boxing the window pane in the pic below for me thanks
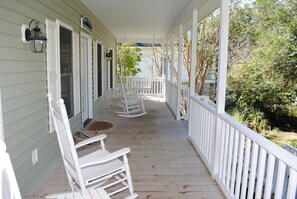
[60,27,72,74]
[60,26,74,117]
[109,50,113,89]
[61,74,73,117]
[97,43,102,97]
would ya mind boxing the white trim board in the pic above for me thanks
[0,88,4,141]
[80,31,93,120]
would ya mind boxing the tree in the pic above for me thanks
[142,45,163,77]
[181,11,220,97]
[227,0,297,132]
[149,11,220,98]
[117,43,142,76]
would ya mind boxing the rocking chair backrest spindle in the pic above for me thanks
[48,95,85,190]
[118,75,127,103]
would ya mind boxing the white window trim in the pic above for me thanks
[46,19,59,133]
[73,32,80,115]
[56,20,80,118]
[0,88,4,141]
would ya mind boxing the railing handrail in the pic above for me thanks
[116,76,165,98]
[219,112,297,170]
[190,95,216,114]
[191,94,297,171]
[122,76,163,80]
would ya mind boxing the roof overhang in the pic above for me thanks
[80,0,220,43]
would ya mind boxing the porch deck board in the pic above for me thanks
[24,99,224,199]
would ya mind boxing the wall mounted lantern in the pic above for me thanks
[21,19,47,53]
[105,50,112,60]
[106,50,112,58]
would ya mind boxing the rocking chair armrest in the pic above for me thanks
[75,134,107,149]
[80,147,131,168]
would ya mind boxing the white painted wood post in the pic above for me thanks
[161,44,165,78]
[188,10,198,137]
[151,36,155,80]
[170,33,175,83]
[162,41,166,99]
[189,10,198,97]
[165,39,169,81]
[213,0,231,175]
[176,25,183,120]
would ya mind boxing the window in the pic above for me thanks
[97,43,102,97]
[47,19,79,133]
[60,26,74,117]
[109,50,113,89]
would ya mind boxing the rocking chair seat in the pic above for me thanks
[79,148,130,186]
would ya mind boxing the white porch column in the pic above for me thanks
[162,41,167,100]
[213,0,231,175]
[176,25,183,120]
[190,10,198,96]
[165,39,169,81]
[170,33,175,83]
[188,9,198,137]
[161,43,165,77]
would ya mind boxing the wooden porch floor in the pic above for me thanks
[25,99,225,199]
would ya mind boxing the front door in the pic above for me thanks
[80,35,92,126]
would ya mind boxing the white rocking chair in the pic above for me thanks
[47,94,138,199]
[117,75,146,118]
[0,140,22,199]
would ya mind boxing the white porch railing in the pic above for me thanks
[121,77,164,97]
[165,80,178,117]
[189,95,297,199]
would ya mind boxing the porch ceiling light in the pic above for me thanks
[21,19,47,53]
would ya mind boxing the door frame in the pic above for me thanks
[80,32,93,124]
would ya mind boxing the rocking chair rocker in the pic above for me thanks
[47,94,138,199]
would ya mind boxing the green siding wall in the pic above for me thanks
[0,0,116,196]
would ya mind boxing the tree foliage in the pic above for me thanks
[148,0,296,133]
[227,0,297,132]
[117,43,142,76]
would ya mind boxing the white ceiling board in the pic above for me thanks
[81,0,220,43]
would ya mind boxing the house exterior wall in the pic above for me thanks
[0,0,116,196]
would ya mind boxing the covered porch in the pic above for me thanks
[24,99,224,199]
[0,0,296,198]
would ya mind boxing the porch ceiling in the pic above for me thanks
[80,0,219,43]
